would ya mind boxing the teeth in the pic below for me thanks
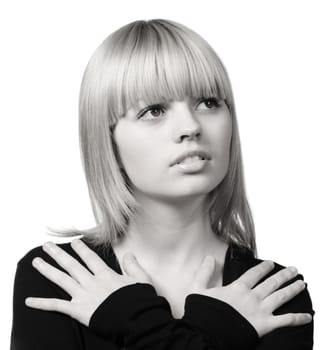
[178,155,205,164]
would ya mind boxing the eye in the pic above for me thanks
[196,97,223,110]
[138,104,166,121]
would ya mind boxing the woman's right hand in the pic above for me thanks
[187,256,313,338]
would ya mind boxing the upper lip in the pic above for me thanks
[170,149,211,166]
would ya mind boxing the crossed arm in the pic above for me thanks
[10,239,314,349]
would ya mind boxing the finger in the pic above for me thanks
[270,312,313,330]
[122,253,152,284]
[25,297,71,315]
[43,241,92,285]
[32,257,80,296]
[265,279,306,311]
[71,239,112,275]
[253,266,298,299]
[236,260,275,289]
[192,256,216,290]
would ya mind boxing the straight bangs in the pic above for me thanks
[108,20,228,124]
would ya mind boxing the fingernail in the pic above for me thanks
[288,266,297,274]
[305,314,312,322]
[297,280,305,287]
[43,241,55,251]
[265,260,274,267]
[32,257,42,267]
[73,238,81,245]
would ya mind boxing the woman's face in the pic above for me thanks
[112,96,232,203]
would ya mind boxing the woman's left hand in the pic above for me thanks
[25,239,153,327]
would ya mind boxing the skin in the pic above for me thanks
[113,96,232,203]
[111,96,232,284]
[26,95,313,334]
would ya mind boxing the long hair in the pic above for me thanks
[47,19,257,256]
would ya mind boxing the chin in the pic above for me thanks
[132,174,223,201]
[163,181,218,200]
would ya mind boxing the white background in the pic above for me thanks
[1,0,325,348]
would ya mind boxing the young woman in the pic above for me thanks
[10,19,314,349]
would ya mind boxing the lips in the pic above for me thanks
[170,150,211,167]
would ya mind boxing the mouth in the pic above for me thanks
[173,156,210,174]
[176,155,208,165]
[171,150,211,167]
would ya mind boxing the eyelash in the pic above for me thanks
[138,97,223,120]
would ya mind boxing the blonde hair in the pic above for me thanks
[47,19,257,256]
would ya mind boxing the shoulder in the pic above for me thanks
[13,242,78,299]
[14,239,116,300]
[11,242,88,349]
[228,244,315,316]
[17,242,72,265]
[16,241,79,275]
[17,237,112,265]
[16,238,117,280]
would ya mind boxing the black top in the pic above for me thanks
[10,239,314,349]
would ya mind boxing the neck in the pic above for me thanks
[113,192,227,275]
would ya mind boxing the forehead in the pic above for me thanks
[109,22,227,123]
[116,61,225,119]
[131,96,197,108]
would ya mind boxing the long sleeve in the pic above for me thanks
[10,260,81,350]
[255,277,314,350]
[10,245,257,350]
[89,282,259,350]
[185,282,314,350]
[89,263,314,350]
[225,251,315,350]
[10,247,120,350]
[11,242,314,349]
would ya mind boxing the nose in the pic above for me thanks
[172,102,202,143]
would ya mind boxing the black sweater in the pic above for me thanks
[10,239,314,349]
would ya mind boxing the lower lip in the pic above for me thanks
[172,159,209,174]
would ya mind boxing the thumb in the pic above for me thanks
[192,255,216,290]
[122,252,152,284]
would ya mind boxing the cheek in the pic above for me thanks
[210,114,232,158]
[117,138,149,173]
[113,127,162,185]
[207,116,232,182]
